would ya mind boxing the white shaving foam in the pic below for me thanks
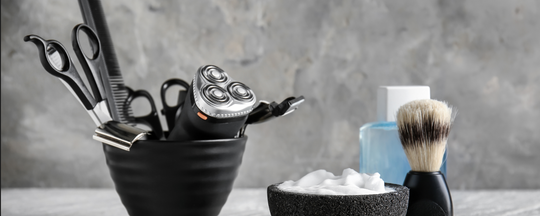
[278,168,393,195]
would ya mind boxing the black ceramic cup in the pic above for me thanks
[102,136,247,216]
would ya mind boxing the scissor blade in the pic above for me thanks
[59,79,111,127]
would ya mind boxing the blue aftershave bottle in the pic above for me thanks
[359,86,447,185]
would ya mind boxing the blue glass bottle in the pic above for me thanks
[359,86,447,185]
[359,121,447,184]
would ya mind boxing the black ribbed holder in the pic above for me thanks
[102,136,247,216]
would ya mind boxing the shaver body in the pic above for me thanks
[167,65,256,141]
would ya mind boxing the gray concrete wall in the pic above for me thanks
[2,0,539,189]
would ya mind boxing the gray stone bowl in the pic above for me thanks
[267,182,409,216]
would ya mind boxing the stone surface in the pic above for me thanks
[2,0,540,189]
[2,188,540,216]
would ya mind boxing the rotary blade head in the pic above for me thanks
[192,65,256,119]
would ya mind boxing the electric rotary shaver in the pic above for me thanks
[167,65,256,141]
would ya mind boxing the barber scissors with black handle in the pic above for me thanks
[24,23,147,150]
[24,24,111,126]
[160,78,190,131]
[123,87,164,140]
[122,78,190,140]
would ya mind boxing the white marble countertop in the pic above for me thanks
[2,188,540,216]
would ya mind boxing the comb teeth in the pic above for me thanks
[110,75,135,125]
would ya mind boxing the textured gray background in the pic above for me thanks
[2,0,539,189]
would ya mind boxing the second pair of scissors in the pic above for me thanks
[123,78,190,140]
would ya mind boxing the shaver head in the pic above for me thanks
[192,65,256,119]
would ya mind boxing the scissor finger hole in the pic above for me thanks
[130,95,153,117]
[163,85,185,107]
[77,27,100,60]
[45,43,69,71]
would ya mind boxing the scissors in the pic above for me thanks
[24,24,111,126]
[123,87,164,140]
[160,78,190,131]
[123,78,190,139]
[25,24,148,150]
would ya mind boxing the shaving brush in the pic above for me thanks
[396,99,455,216]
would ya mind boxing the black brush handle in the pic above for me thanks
[78,0,129,122]
[403,171,453,216]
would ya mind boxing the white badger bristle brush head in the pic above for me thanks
[397,99,455,216]
[396,99,454,172]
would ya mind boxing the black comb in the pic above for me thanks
[78,0,134,124]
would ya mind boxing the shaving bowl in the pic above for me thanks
[267,182,409,216]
